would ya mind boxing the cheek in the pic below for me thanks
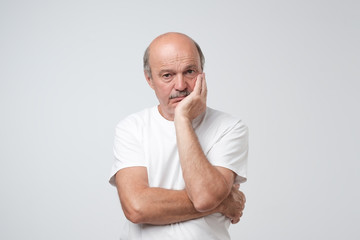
[155,84,173,100]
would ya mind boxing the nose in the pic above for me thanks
[174,74,187,91]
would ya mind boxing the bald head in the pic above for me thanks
[143,32,205,79]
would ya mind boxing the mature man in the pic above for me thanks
[109,32,248,240]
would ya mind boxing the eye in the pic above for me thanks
[162,73,172,79]
[185,69,197,77]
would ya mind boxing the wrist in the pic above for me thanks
[174,113,192,125]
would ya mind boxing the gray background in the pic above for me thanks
[1,0,359,239]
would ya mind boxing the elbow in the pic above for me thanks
[192,195,224,212]
[124,211,143,224]
[123,201,146,224]
[191,186,230,212]
[193,201,218,213]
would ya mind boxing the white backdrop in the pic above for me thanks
[1,0,359,239]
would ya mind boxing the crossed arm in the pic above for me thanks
[115,166,243,225]
[115,74,245,225]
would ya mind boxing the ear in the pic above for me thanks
[144,71,154,90]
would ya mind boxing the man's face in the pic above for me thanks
[145,35,202,121]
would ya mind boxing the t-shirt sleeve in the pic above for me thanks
[206,120,249,184]
[109,117,146,186]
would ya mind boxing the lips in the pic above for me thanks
[171,96,186,103]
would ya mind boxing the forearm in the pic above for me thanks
[115,169,219,225]
[174,116,231,211]
[122,187,218,225]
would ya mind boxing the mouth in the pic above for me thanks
[171,96,186,103]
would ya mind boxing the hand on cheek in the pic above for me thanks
[175,73,207,121]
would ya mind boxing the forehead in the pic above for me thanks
[149,37,201,71]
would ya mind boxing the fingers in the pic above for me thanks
[239,190,246,204]
[231,218,240,224]
[231,211,243,224]
[193,74,203,95]
[231,208,244,224]
[231,188,246,223]
[194,73,206,96]
[238,191,246,212]
[201,73,207,98]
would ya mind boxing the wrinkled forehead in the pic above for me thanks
[154,46,198,64]
[148,35,201,69]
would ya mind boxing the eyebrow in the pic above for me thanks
[158,69,172,75]
[158,64,199,75]
[184,64,199,71]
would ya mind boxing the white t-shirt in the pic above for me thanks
[109,106,248,240]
